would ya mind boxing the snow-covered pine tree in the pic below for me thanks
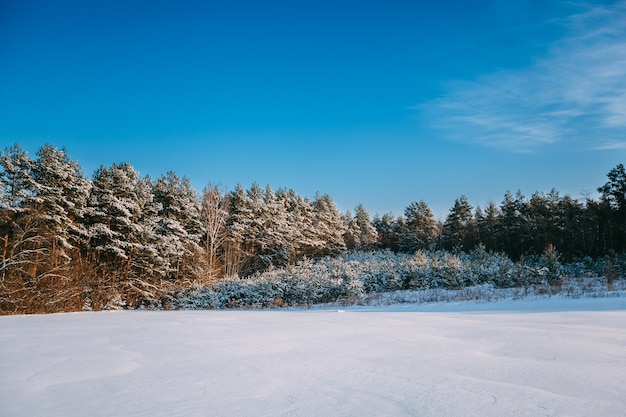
[31,144,91,266]
[29,145,92,311]
[241,183,267,274]
[354,204,378,250]
[342,210,360,251]
[223,183,249,277]
[312,193,347,256]
[373,213,403,252]
[229,183,296,275]
[0,144,37,213]
[477,201,500,252]
[0,144,92,312]
[85,163,165,306]
[131,176,168,283]
[399,200,439,252]
[526,190,559,254]
[259,185,293,268]
[0,144,40,311]
[498,191,530,258]
[441,195,474,251]
[275,188,303,260]
[598,164,626,252]
[557,195,588,256]
[277,188,323,260]
[153,172,206,282]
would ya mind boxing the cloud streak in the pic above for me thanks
[423,1,626,152]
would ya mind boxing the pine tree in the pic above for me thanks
[279,188,322,259]
[556,194,586,258]
[598,164,626,251]
[525,189,562,255]
[132,176,167,283]
[342,210,360,251]
[373,213,402,251]
[223,183,249,277]
[31,144,91,265]
[497,190,529,258]
[153,172,205,281]
[312,193,347,256]
[84,163,165,305]
[259,185,292,268]
[477,202,500,252]
[1,144,92,312]
[441,196,473,251]
[399,200,438,252]
[0,145,39,312]
[354,204,378,250]
[0,144,37,213]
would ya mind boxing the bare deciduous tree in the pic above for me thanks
[201,185,229,276]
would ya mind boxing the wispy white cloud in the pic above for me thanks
[592,141,626,150]
[422,1,626,152]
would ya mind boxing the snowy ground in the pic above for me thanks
[1,296,625,417]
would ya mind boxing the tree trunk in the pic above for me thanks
[32,236,42,278]
[1,233,8,279]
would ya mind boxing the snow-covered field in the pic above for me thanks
[2,296,625,417]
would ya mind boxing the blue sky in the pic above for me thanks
[1,0,625,218]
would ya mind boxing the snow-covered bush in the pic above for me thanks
[175,248,603,310]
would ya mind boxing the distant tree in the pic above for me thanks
[222,183,249,277]
[582,198,608,255]
[312,193,347,256]
[354,204,378,250]
[242,183,271,273]
[373,213,400,251]
[476,202,500,252]
[556,194,587,258]
[525,190,560,254]
[247,184,294,271]
[278,188,321,259]
[598,163,626,251]
[341,210,360,251]
[399,200,438,252]
[598,164,626,212]
[441,196,474,251]
[497,191,529,258]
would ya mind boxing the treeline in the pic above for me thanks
[1,143,625,313]
[376,186,625,260]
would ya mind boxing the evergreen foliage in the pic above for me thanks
[0,142,624,313]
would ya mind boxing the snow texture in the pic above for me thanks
[1,296,625,417]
